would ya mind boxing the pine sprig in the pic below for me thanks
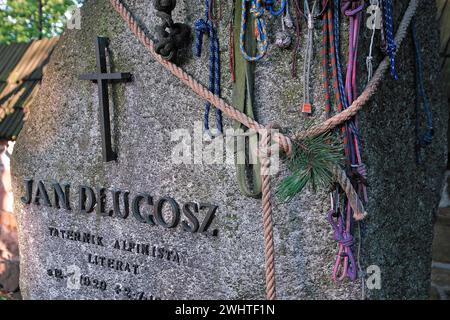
[276,132,343,202]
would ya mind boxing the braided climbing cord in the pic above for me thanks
[382,0,398,79]
[292,1,328,110]
[343,0,364,104]
[265,0,287,16]
[301,0,317,114]
[411,17,434,164]
[321,0,331,114]
[240,0,288,61]
[291,0,303,76]
[328,0,367,282]
[332,0,352,175]
[366,0,381,83]
[327,192,357,281]
[109,0,419,299]
[228,1,236,82]
[323,1,343,114]
[333,0,348,110]
[239,0,268,61]
[195,0,223,136]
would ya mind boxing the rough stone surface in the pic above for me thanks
[11,0,447,300]
[357,1,447,299]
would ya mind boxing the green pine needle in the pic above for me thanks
[276,132,343,202]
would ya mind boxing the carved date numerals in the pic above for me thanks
[114,283,160,300]
[80,275,107,291]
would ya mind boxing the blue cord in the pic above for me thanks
[333,0,349,110]
[411,17,433,164]
[333,0,362,165]
[382,0,398,80]
[264,0,287,17]
[195,0,223,136]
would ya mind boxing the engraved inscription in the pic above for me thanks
[22,179,220,236]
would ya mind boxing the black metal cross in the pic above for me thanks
[80,37,132,162]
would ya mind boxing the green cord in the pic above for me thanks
[232,0,262,198]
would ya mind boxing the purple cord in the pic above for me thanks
[327,208,357,281]
[326,0,365,283]
[343,1,364,103]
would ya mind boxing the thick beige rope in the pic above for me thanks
[109,0,418,299]
[260,127,276,300]
[109,0,418,151]
[110,0,292,152]
[333,165,367,221]
[109,0,356,214]
[295,0,419,140]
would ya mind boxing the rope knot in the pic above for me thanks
[250,5,264,18]
[350,163,367,184]
[196,1,223,136]
[341,1,364,17]
[194,18,211,57]
[240,0,268,61]
[275,31,291,48]
[383,0,399,79]
[195,18,210,34]
[339,233,354,247]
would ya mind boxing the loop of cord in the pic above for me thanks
[110,0,419,299]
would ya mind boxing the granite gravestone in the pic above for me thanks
[11,0,448,300]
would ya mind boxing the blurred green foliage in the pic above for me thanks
[0,0,81,44]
